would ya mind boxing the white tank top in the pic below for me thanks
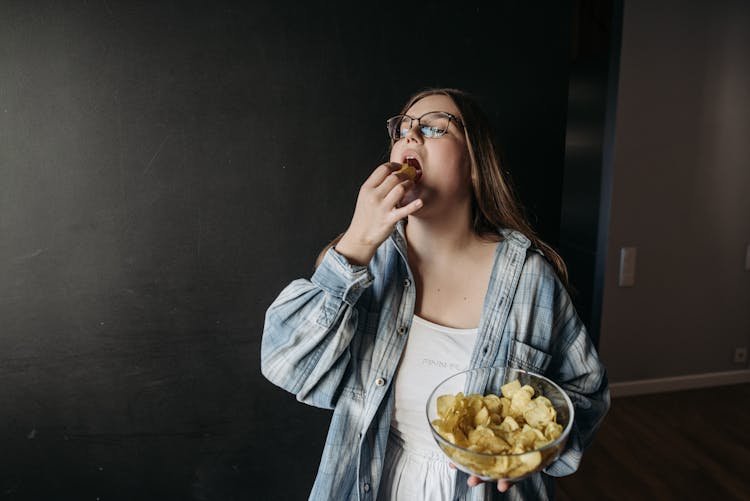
[390,315,478,452]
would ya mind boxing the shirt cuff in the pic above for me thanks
[311,246,374,305]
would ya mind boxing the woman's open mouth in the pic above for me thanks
[399,157,422,182]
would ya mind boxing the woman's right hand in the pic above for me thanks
[334,162,423,266]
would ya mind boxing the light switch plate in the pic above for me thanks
[619,247,637,287]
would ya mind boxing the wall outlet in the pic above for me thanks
[734,347,748,364]
[618,247,637,287]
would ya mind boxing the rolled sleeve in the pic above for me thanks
[261,247,374,409]
[312,247,374,306]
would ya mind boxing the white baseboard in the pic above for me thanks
[610,369,750,397]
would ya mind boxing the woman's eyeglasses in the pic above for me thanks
[386,111,464,140]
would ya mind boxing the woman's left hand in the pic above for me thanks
[467,474,512,492]
[449,464,513,492]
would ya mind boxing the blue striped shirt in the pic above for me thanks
[261,223,610,500]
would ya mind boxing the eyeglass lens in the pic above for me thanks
[388,112,452,140]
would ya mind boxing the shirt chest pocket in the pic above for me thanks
[507,339,552,374]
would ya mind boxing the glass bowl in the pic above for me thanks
[426,366,574,481]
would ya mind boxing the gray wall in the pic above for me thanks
[599,0,750,382]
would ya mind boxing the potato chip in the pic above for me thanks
[498,415,520,432]
[473,406,490,427]
[523,397,557,429]
[509,385,534,418]
[544,421,563,440]
[482,393,501,409]
[436,393,457,416]
[500,380,522,398]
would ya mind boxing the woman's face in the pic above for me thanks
[389,94,472,212]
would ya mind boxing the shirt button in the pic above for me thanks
[397,326,406,335]
[363,483,370,492]
[403,278,411,288]
[375,377,385,387]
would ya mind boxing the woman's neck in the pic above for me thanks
[404,206,480,261]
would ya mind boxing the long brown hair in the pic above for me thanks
[398,88,569,287]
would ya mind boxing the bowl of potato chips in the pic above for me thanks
[426,366,574,481]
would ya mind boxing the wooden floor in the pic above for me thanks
[557,383,750,501]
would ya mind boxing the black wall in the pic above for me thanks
[1,2,576,499]
[559,0,621,347]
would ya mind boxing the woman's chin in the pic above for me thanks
[400,185,429,208]
[400,191,420,208]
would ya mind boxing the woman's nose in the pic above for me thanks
[403,122,423,143]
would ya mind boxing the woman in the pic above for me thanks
[261,88,609,500]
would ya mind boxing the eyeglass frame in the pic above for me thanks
[385,111,464,140]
